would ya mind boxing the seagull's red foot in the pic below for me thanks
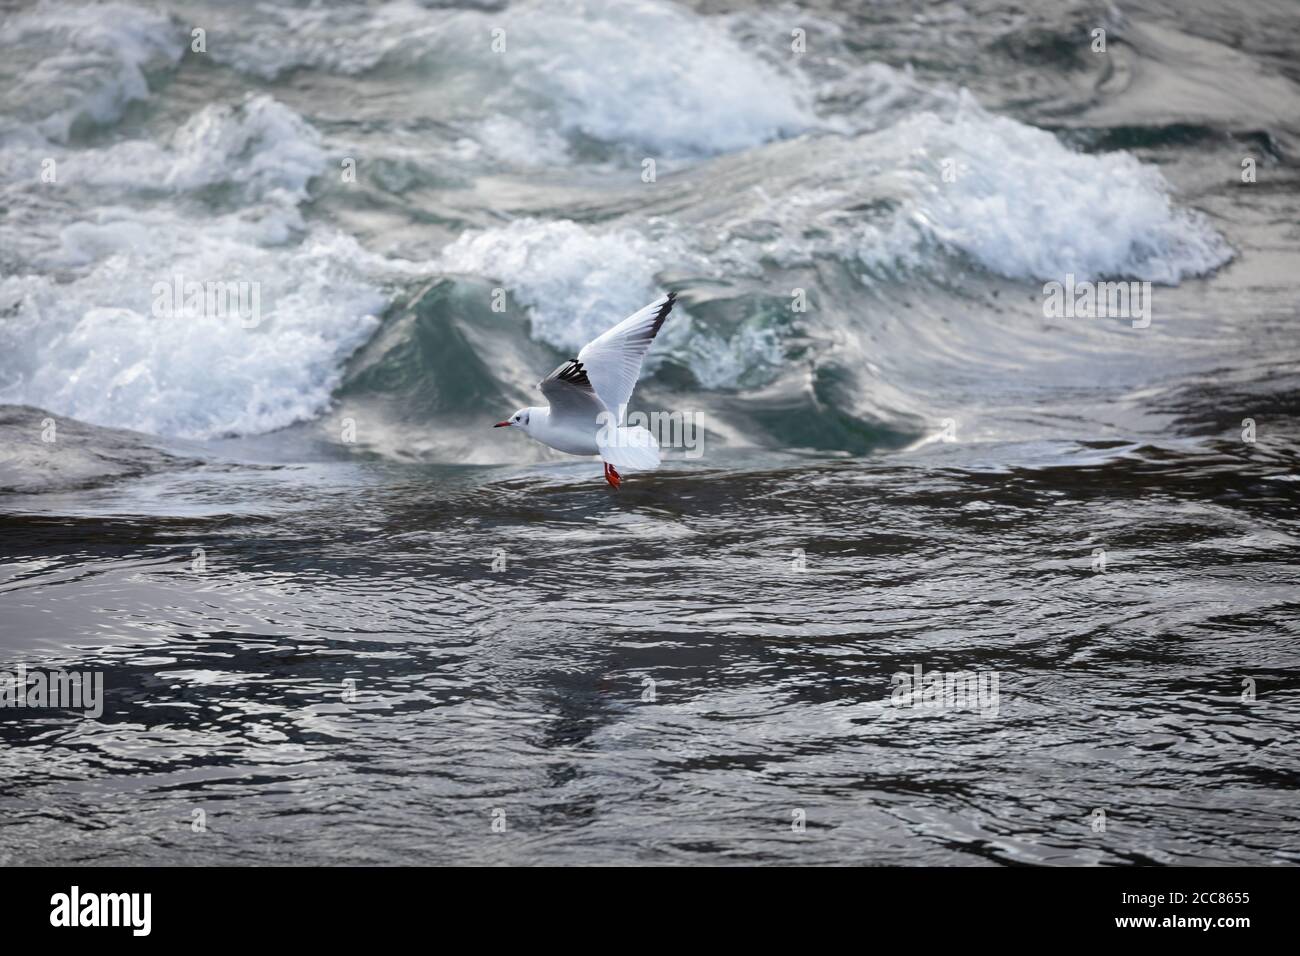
[603,462,622,489]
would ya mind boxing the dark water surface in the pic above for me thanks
[2,0,1299,865]
[3,440,1297,865]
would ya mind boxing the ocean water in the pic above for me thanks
[0,0,1297,865]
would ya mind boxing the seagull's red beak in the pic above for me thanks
[493,420,511,428]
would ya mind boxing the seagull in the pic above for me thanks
[494,292,677,489]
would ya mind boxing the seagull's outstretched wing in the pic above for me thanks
[577,292,676,424]
[539,357,608,423]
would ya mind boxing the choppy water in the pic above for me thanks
[1,0,1298,865]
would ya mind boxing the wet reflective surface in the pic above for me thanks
[2,0,1300,865]
[3,442,1298,864]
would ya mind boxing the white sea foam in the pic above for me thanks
[480,0,815,156]
[438,219,781,388]
[0,0,1237,445]
[895,94,1234,283]
[0,95,391,439]
[687,88,1232,285]
[20,95,330,205]
[0,1,183,141]
[440,220,666,352]
[204,0,429,80]
[208,0,815,159]
[0,214,386,440]
[433,83,1235,390]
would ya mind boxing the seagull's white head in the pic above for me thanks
[493,407,534,432]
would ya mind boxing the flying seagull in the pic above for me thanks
[494,292,677,488]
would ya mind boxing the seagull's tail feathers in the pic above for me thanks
[597,425,661,472]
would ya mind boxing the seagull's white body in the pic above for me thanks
[523,407,600,456]
[494,292,677,488]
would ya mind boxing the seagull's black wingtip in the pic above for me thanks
[650,291,677,337]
